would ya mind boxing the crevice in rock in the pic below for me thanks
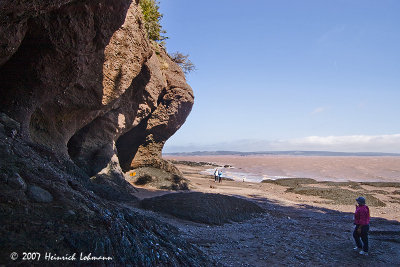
[67,115,115,176]
[115,115,149,172]
[29,107,52,146]
[0,18,51,127]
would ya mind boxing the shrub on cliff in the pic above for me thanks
[139,1,196,75]
[170,52,196,74]
[140,0,167,42]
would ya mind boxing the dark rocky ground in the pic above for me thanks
[138,193,400,266]
[0,115,212,266]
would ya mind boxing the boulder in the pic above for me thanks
[140,192,264,225]
[27,185,53,203]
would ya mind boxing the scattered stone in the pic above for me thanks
[27,185,53,203]
[8,173,27,191]
[11,129,17,138]
[0,113,20,136]
[66,210,76,216]
[169,160,220,167]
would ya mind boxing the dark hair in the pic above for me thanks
[356,196,366,205]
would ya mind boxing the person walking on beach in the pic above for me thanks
[353,196,370,255]
[214,168,219,182]
[218,170,222,183]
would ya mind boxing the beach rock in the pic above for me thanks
[140,192,264,225]
[0,113,20,130]
[0,0,193,179]
[27,185,53,203]
[0,112,20,137]
[7,173,27,191]
[127,166,189,190]
[0,0,209,266]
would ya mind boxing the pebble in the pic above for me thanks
[66,210,76,216]
[27,185,53,203]
[8,173,27,191]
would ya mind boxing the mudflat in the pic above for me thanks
[165,155,400,182]
[160,158,400,222]
[130,157,400,266]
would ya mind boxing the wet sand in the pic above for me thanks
[163,161,400,222]
[131,159,400,266]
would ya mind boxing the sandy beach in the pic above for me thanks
[164,155,400,183]
[160,158,400,222]
[130,157,400,266]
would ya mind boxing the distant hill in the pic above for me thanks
[163,150,400,157]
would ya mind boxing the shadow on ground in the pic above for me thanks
[137,190,400,266]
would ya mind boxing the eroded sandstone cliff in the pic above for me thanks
[0,0,202,265]
[0,0,192,183]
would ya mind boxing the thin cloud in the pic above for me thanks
[311,107,326,114]
[316,25,346,44]
[357,101,367,109]
[294,134,400,146]
[164,134,400,153]
[276,134,400,152]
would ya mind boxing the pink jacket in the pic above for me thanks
[354,205,370,225]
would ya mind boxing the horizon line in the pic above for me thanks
[163,150,400,156]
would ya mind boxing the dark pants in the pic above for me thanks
[353,224,369,252]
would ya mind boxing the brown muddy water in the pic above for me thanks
[164,155,400,183]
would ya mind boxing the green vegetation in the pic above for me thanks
[170,52,196,74]
[286,186,386,207]
[263,178,394,207]
[262,178,317,187]
[139,0,167,42]
[360,182,400,188]
[127,167,189,190]
[139,1,196,75]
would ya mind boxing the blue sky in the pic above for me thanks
[159,0,400,153]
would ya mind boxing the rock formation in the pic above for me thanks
[0,0,192,181]
[0,0,202,265]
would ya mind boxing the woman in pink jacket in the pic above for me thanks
[353,196,370,255]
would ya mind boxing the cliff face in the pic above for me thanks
[0,0,192,179]
[0,0,202,265]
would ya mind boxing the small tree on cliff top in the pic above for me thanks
[170,52,196,74]
[140,0,167,42]
[140,1,196,74]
